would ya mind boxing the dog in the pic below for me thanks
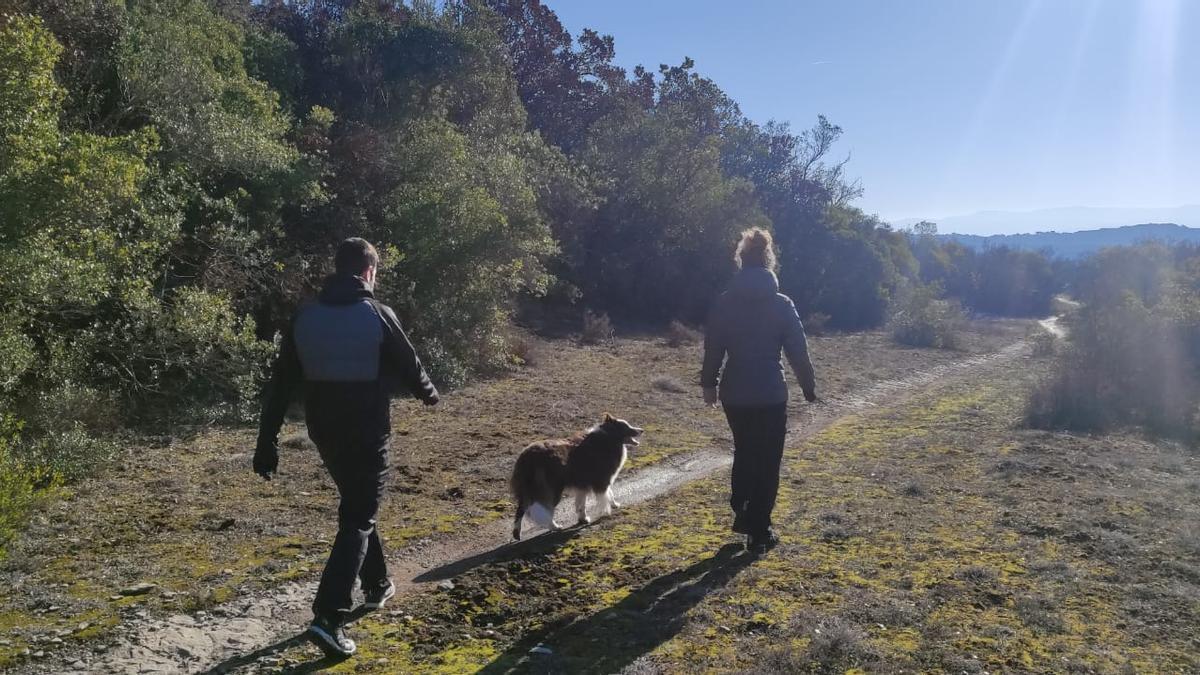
[510,414,643,540]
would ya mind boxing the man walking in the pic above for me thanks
[254,238,439,657]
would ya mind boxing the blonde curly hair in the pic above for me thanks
[735,227,777,272]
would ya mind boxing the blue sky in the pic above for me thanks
[551,1,1199,225]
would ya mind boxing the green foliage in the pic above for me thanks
[579,104,768,320]
[118,0,295,175]
[911,227,1060,318]
[372,117,556,382]
[888,283,965,349]
[1028,244,1200,440]
[0,13,275,492]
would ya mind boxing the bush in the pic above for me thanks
[1026,295,1199,440]
[1029,326,1058,357]
[508,332,537,367]
[651,375,687,393]
[803,312,831,337]
[665,320,700,347]
[0,416,50,559]
[581,310,614,345]
[888,284,964,349]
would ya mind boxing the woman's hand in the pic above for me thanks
[703,387,719,408]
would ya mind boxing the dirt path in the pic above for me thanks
[51,337,1032,675]
[1038,315,1067,339]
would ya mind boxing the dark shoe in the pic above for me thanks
[363,579,396,610]
[748,528,780,554]
[307,615,356,657]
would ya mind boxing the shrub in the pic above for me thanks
[803,312,831,337]
[580,310,614,345]
[0,416,52,559]
[888,284,964,349]
[665,320,700,347]
[1027,288,1199,441]
[651,376,687,393]
[1029,326,1057,357]
[508,332,537,367]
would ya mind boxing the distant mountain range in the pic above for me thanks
[936,222,1200,259]
[893,204,1200,236]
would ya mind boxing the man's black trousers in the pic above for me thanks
[306,384,392,622]
[722,403,788,537]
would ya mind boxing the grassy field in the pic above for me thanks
[9,317,1197,674]
[190,331,1196,674]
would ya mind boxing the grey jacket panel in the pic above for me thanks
[701,267,816,406]
[293,300,384,382]
[256,274,438,451]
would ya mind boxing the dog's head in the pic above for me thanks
[599,413,643,446]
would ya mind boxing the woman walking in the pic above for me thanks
[701,228,817,553]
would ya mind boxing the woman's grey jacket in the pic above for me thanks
[701,267,816,406]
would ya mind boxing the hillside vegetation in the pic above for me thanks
[0,0,1061,548]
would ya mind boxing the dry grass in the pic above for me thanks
[0,317,1034,669]
[665,320,701,347]
[263,342,1200,673]
[580,310,614,345]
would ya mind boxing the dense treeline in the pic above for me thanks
[0,0,1064,506]
[910,223,1060,317]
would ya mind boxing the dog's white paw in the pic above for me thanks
[549,520,562,531]
[610,500,622,510]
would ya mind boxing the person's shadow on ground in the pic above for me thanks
[203,527,587,673]
[478,542,756,674]
[203,537,750,674]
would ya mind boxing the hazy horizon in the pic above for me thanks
[552,1,1199,231]
[892,203,1200,235]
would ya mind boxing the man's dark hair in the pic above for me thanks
[334,237,379,276]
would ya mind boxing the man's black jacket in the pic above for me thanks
[256,274,437,453]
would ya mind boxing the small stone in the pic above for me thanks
[77,622,90,632]
[529,644,552,656]
[32,650,45,658]
[49,637,63,644]
[72,660,86,669]
[119,583,157,597]
[109,595,122,601]
[216,518,236,531]
[437,580,455,591]
[221,568,234,575]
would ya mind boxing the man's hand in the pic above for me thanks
[423,390,440,406]
[803,388,818,403]
[702,386,719,408]
[253,439,279,480]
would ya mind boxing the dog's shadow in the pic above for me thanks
[413,525,586,583]
[477,542,756,674]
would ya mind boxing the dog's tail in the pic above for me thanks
[511,453,533,540]
[511,452,555,540]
